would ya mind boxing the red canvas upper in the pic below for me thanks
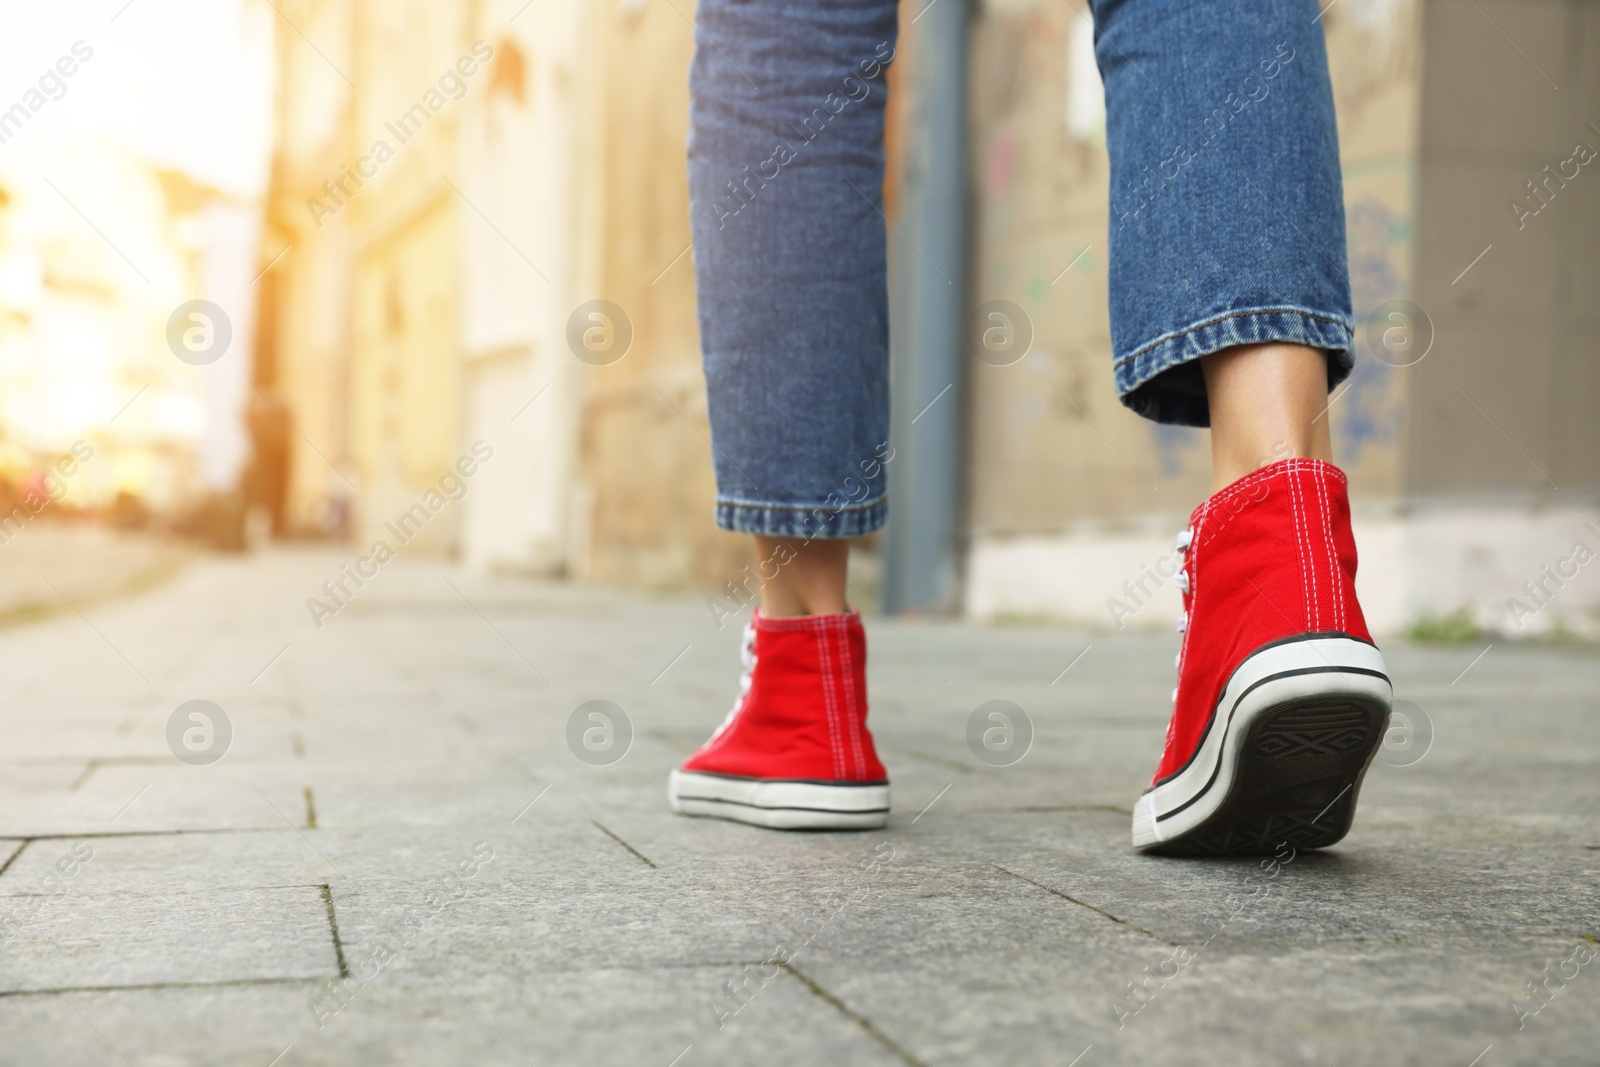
[682,608,887,783]
[1154,458,1373,784]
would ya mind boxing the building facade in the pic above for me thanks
[259,0,1600,637]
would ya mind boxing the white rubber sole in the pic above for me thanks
[668,769,890,830]
[1132,635,1392,855]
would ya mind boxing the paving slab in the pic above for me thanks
[1,883,339,994]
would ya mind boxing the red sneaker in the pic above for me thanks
[1132,459,1393,855]
[668,609,890,829]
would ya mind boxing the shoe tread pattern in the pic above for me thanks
[1149,697,1388,857]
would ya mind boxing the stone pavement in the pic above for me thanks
[1,546,1597,1066]
[0,525,190,624]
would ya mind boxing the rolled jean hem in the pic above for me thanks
[714,495,888,539]
[1113,306,1355,427]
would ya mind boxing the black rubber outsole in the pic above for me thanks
[1145,695,1390,857]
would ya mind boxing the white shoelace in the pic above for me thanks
[1172,527,1193,703]
[707,620,758,742]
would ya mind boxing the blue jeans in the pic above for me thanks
[688,0,1353,538]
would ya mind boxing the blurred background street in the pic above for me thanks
[1,0,1596,633]
[1,0,1598,1063]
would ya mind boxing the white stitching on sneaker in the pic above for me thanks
[1315,469,1343,632]
[1312,466,1330,631]
[833,618,867,779]
[1300,463,1323,629]
[813,618,846,779]
[1287,462,1315,629]
[1305,462,1323,628]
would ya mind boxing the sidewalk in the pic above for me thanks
[0,525,190,625]
[0,546,1596,1066]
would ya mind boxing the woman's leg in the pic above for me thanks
[687,0,898,616]
[670,0,897,828]
[1091,0,1394,855]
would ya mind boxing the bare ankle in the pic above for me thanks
[753,536,849,617]
[1202,343,1334,492]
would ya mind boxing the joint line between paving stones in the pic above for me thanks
[6,960,791,998]
[0,975,334,999]
[69,760,101,792]
[780,962,927,1067]
[0,839,29,878]
[843,978,935,1066]
[253,783,350,879]
[259,882,346,890]
[67,756,174,792]
[320,883,350,979]
[14,827,283,842]
[592,821,658,869]
[992,864,1176,945]
[649,783,729,860]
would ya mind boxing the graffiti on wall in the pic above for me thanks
[1336,193,1409,462]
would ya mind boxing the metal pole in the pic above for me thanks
[884,0,968,614]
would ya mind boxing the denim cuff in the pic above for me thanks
[714,494,888,539]
[1114,306,1355,427]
